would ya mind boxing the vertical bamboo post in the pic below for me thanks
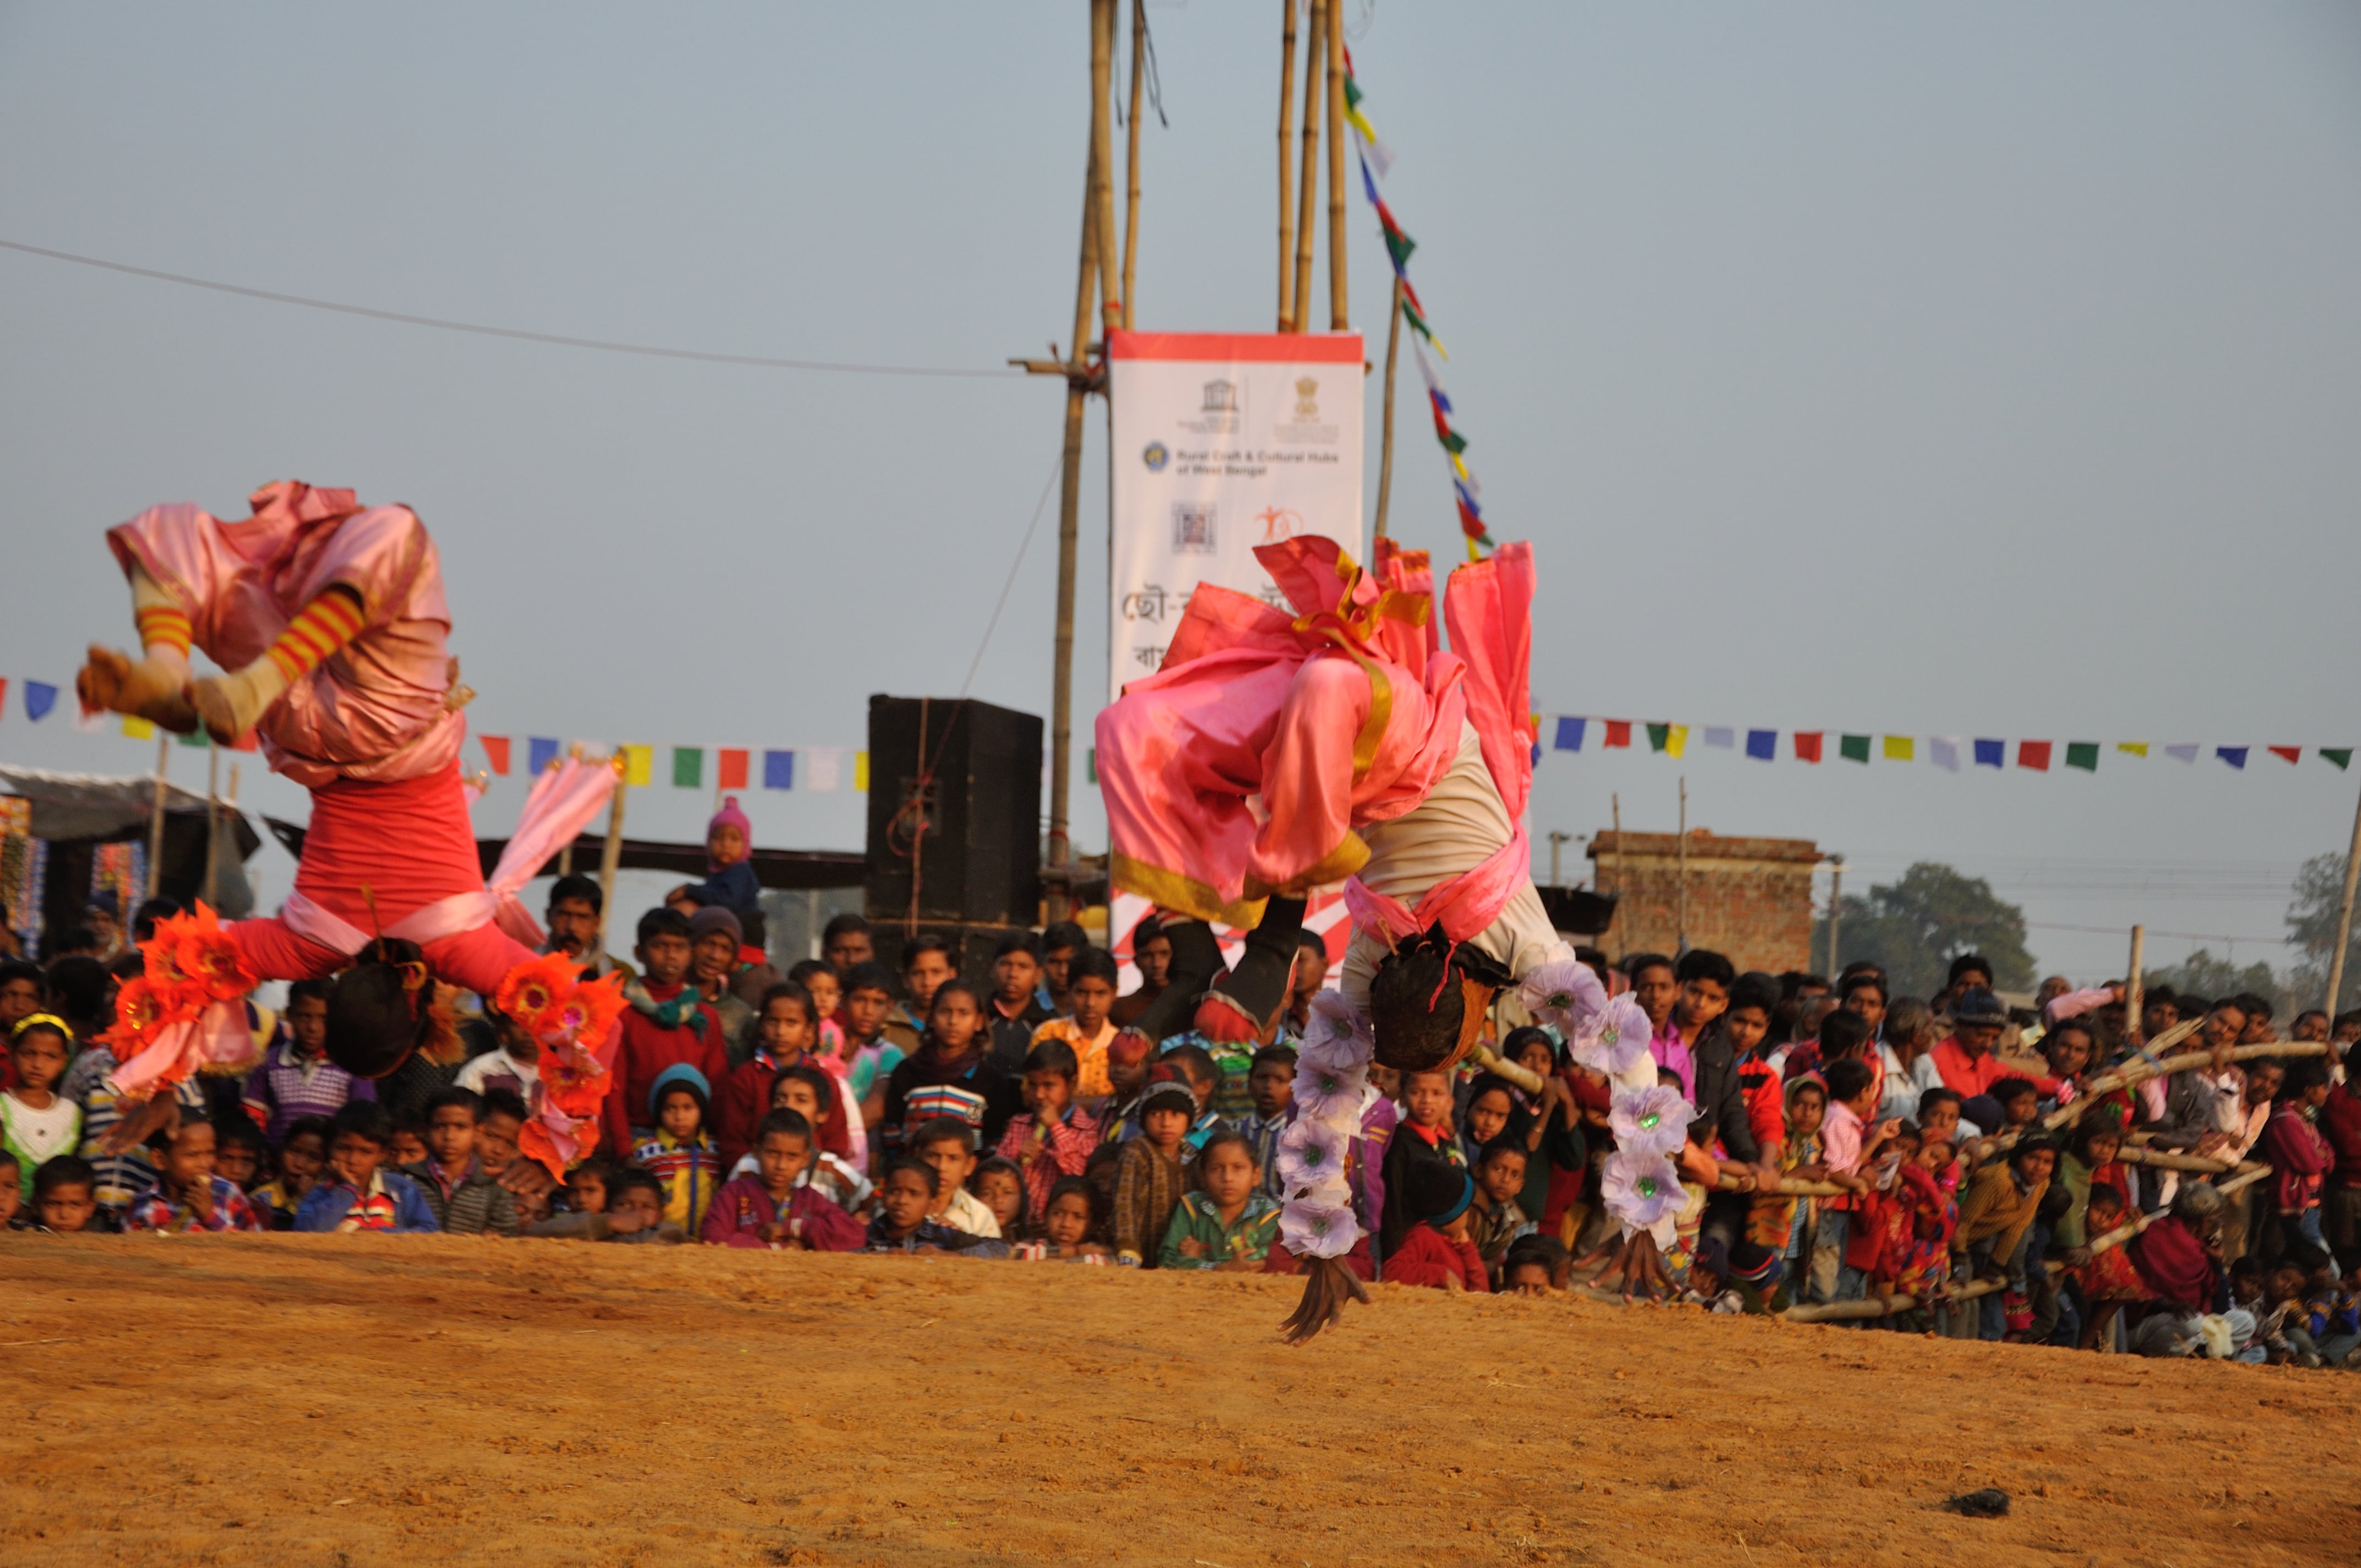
[1090,0,1122,338]
[144,737,170,902]
[1276,0,1297,330]
[2125,924,2146,1044]
[1121,0,1145,331]
[1046,63,1106,918]
[202,741,220,910]
[1290,0,1324,333]
[1323,0,1347,330]
[1607,793,1620,898]
[1373,276,1402,537]
[1675,776,1688,955]
[597,765,629,953]
[1826,855,1845,977]
[2326,779,2361,1015]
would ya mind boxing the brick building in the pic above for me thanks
[1584,830,1823,974]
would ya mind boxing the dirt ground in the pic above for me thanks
[2,1234,2353,1568]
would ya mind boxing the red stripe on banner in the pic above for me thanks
[2268,745,2300,765]
[1603,721,1632,749]
[2019,740,2052,772]
[717,748,750,790]
[479,735,512,776]
[1108,330,1364,363]
[1793,731,1823,763]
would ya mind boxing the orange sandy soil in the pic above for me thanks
[2,1234,2353,1568]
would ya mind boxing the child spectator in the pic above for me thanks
[1095,1031,1156,1145]
[0,960,41,1043]
[840,961,909,1135]
[405,1087,520,1237]
[2068,1181,2150,1350]
[606,907,729,1161]
[1957,1138,2057,1341]
[29,1155,100,1233]
[883,981,1019,1155]
[1031,946,1120,1096]
[714,982,863,1175]
[562,1157,617,1217]
[1468,1136,1536,1281]
[687,907,758,1063]
[752,1065,872,1211]
[475,1088,527,1179]
[1239,1044,1297,1197]
[2263,1059,2337,1271]
[822,912,875,976]
[1750,1077,1830,1298]
[894,934,959,1049]
[1011,1174,1111,1262]
[1108,915,1169,1031]
[0,1150,16,1227]
[700,1109,866,1251]
[785,960,847,1064]
[863,1158,1011,1256]
[452,1008,542,1105]
[1160,1130,1280,1270]
[3,1015,80,1200]
[1499,1233,1572,1295]
[972,1156,1026,1237]
[1383,1160,1490,1292]
[1916,1087,1979,1157]
[1988,1076,2043,1137]
[1378,1066,1462,1262]
[1806,1057,1899,1303]
[994,1038,1100,1225]
[1036,922,1089,1015]
[532,1167,686,1244]
[670,796,761,919]
[1677,1237,1747,1313]
[634,1064,721,1233]
[211,1118,266,1194]
[386,1114,431,1172]
[1155,1042,1229,1145]
[910,1117,1002,1238]
[251,1114,330,1230]
[1112,1079,1196,1266]
[242,979,374,1142]
[123,1114,265,1233]
[982,932,1052,1073]
[294,1102,439,1233]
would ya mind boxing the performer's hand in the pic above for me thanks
[498,1159,558,1201]
[101,1093,177,1155]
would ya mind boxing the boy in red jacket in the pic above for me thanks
[699,1109,864,1251]
[1384,1160,1490,1292]
[604,907,727,1161]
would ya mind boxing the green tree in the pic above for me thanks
[2141,950,2292,1019]
[2284,850,2360,1015]
[1810,862,2036,1002]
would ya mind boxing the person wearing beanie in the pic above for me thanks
[671,796,763,920]
[634,1063,720,1232]
[1111,1075,1198,1266]
[1380,1161,1489,1292]
[685,906,758,1065]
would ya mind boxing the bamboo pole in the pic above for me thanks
[1826,855,1843,976]
[1715,1172,1848,1199]
[1372,276,1402,537]
[2124,924,2145,1045]
[1275,0,1297,331]
[1120,0,1144,331]
[2325,776,2361,1014]
[144,734,169,899]
[597,764,629,952]
[1045,112,1105,917]
[1288,0,1323,333]
[1090,0,1123,338]
[1467,1041,1544,1096]
[2113,1145,2238,1175]
[202,741,220,910]
[1323,0,1347,330]
[1675,778,1689,954]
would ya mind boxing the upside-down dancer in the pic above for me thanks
[76,482,620,1153]
[1095,534,1660,1341]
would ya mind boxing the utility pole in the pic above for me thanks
[1826,854,1845,977]
[1675,776,1688,955]
[2326,777,2361,1015]
[1275,0,1297,331]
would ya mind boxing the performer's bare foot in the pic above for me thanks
[76,644,199,733]
[189,660,286,746]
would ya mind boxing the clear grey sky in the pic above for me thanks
[3,2,2357,982]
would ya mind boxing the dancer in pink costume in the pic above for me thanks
[78,481,616,1085]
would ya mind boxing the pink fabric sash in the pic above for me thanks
[1341,541,1536,948]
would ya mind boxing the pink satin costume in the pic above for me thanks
[1095,535,1535,935]
[107,481,534,995]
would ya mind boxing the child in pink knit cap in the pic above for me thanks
[672,796,761,918]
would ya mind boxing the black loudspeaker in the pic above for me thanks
[864,696,1043,970]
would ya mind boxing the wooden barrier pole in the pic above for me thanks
[597,764,629,955]
[1288,0,1323,332]
[1323,0,1347,329]
[1120,0,1145,331]
[145,734,169,899]
[2325,776,2361,1015]
[2124,923,2145,1046]
[1372,277,1402,536]
[1275,0,1297,331]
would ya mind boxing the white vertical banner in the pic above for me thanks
[1105,330,1365,706]
[1103,329,1364,997]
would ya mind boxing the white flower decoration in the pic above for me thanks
[1298,989,1374,1072]
[1600,1148,1686,1231]
[1569,994,1652,1079]
[1279,1195,1361,1260]
[1608,1084,1694,1157]
[1515,957,1604,1035]
[1292,1055,1368,1121]
[1276,1114,1351,1193]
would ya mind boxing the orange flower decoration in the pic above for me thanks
[161,903,256,1003]
[516,1115,569,1182]
[546,971,625,1047]
[494,952,580,1036]
[542,1048,611,1120]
